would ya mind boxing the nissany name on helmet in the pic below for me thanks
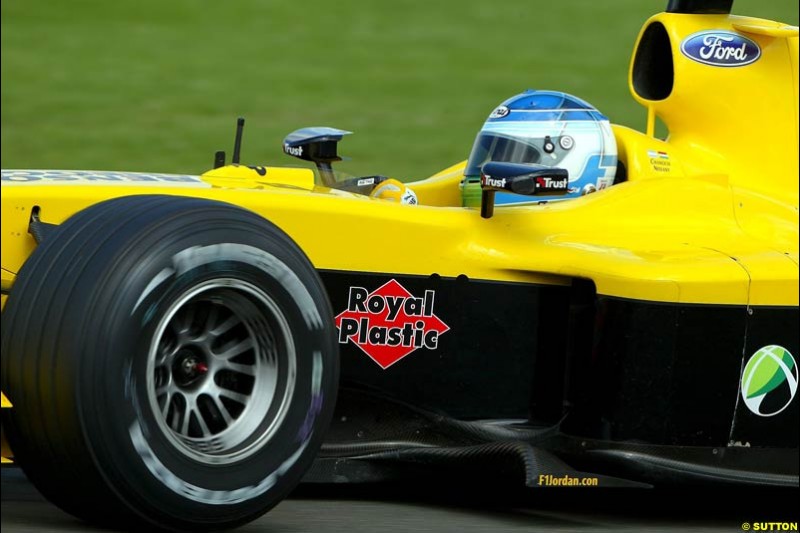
[680,30,761,67]
[283,144,304,157]
[482,175,506,188]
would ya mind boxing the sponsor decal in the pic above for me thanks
[283,144,303,157]
[647,150,672,173]
[401,188,418,205]
[0,170,208,186]
[680,30,761,67]
[741,345,798,417]
[357,177,377,187]
[335,279,449,369]
[536,176,568,190]
[484,173,568,193]
[596,176,614,190]
[538,474,599,487]
[489,105,510,119]
[482,175,506,188]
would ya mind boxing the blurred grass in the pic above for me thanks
[2,0,797,180]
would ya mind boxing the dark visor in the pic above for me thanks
[465,133,542,178]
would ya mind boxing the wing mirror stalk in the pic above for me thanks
[282,127,352,187]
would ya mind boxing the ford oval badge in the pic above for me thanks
[680,30,761,67]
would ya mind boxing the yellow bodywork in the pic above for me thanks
[1,8,798,467]
[4,160,796,306]
[1,392,9,463]
[1,14,798,318]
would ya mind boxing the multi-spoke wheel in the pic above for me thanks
[149,280,297,464]
[1,196,338,531]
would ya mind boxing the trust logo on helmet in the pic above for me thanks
[463,90,617,206]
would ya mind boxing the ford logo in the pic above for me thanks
[680,30,761,67]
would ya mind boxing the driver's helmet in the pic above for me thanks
[462,90,617,207]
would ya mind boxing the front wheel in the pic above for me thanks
[1,195,339,531]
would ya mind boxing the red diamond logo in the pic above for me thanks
[334,279,450,369]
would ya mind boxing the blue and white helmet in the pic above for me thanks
[465,90,617,204]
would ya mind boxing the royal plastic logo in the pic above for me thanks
[335,279,449,369]
[680,30,761,67]
[741,345,798,417]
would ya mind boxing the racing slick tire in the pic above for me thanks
[0,195,339,531]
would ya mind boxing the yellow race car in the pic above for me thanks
[1,0,797,530]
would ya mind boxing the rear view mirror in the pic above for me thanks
[479,162,569,218]
[283,127,352,186]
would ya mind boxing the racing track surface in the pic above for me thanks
[3,467,798,532]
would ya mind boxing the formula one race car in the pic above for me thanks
[1,0,798,530]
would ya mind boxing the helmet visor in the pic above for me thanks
[465,133,542,178]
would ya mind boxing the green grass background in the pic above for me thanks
[2,0,797,180]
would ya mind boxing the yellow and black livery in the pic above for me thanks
[1,1,797,531]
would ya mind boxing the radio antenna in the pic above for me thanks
[232,117,245,164]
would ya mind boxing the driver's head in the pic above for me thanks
[463,90,617,206]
